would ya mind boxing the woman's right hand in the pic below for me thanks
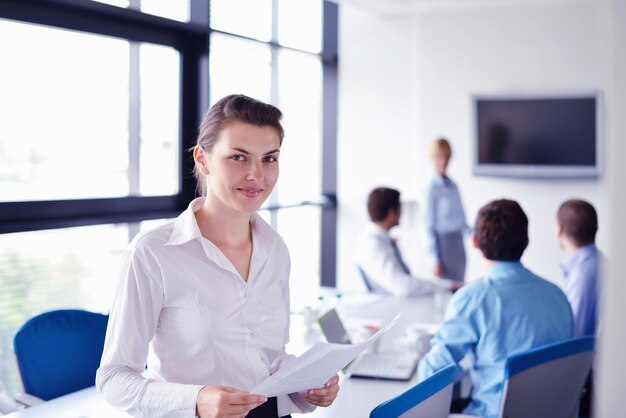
[196,385,267,418]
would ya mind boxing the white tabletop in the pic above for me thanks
[4,387,129,418]
[291,291,444,417]
[6,291,447,418]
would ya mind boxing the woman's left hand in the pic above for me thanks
[299,374,340,407]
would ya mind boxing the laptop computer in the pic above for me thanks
[317,308,418,381]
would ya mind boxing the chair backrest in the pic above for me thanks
[356,265,374,292]
[498,336,595,418]
[370,364,455,418]
[13,309,109,401]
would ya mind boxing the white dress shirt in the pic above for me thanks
[96,198,315,417]
[352,223,451,297]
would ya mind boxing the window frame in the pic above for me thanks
[0,0,338,285]
[0,0,206,233]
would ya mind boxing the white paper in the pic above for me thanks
[251,313,401,397]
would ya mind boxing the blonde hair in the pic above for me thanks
[430,137,452,158]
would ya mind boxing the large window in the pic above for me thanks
[0,0,337,395]
[0,20,180,201]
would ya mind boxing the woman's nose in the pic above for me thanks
[247,161,263,181]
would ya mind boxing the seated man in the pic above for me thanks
[353,187,457,297]
[418,199,574,418]
[557,199,602,337]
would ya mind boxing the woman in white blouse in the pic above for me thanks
[96,95,340,418]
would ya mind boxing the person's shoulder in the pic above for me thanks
[251,212,289,253]
[451,278,491,303]
[579,245,601,265]
[354,225,387,256]
[127,220,175,253]
[426,174,441,188]
[527,269,571,297]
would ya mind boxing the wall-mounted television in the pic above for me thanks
[473,93,602,178]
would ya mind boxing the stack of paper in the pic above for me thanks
[251,313,401,397]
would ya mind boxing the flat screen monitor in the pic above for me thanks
[473,94,602,178]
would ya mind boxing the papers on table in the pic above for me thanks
[251,313,401,397]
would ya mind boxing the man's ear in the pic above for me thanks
[193,146,209,175]
[556,223,564,238]
[471,233,479,249]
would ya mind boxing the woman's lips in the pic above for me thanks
[238,187,262,198]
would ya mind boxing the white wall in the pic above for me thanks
[337,5,420,290]
[338,0,608,291]
[596,0,626,416]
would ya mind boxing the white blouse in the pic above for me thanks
[96,198,315,417]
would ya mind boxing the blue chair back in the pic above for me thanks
[498,336,595,418]
[13,309,109,401]
[357,265,374,292]
[370,364,455,418]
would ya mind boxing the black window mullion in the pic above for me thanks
[0,0,207,49]
[0,196,186,234]
[0,0,209,234]
[321,0,338,287]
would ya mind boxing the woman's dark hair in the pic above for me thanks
[557,199,598,246]
[474,199,528,261]
[367,187,401,222]
[192,94,284,195]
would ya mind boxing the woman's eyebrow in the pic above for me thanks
[231,147,280,155]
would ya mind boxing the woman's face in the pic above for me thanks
[433,151,450,176]
[198,121,281,214]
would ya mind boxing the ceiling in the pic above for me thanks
[327,0,596,15]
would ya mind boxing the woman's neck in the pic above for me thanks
[195,196,252,247]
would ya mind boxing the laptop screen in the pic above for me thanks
[318,309,351,345]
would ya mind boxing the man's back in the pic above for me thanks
[418,261,573,418]
[561,243,601,336]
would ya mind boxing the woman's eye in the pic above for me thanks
[263,155,278,163]
[231,154,246,162]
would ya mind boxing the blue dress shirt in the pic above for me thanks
[560,244,601,336]
[418,261,573,418]
[424,173,469,263]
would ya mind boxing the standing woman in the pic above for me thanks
[97,95,339,418]
[424,138,470,282]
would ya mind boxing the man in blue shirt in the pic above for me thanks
[556,199,600,418]
[418,199,573,418]
[557,199,602,337]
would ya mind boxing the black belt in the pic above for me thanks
[247,396,292,418]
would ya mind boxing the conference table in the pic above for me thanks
[291,289,445,417]
[5,290,449,418]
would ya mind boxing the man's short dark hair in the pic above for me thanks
[557,199,598,246]
[475,199,528,261]
[367,187,401,222]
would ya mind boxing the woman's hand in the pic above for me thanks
[196,385,266,418]
[299,375,340,407]
[433,263,443,278]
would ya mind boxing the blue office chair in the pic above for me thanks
[451,336,595,418]
[370,364,456,418]
[356,265,374,292]
[13,309,109,401]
